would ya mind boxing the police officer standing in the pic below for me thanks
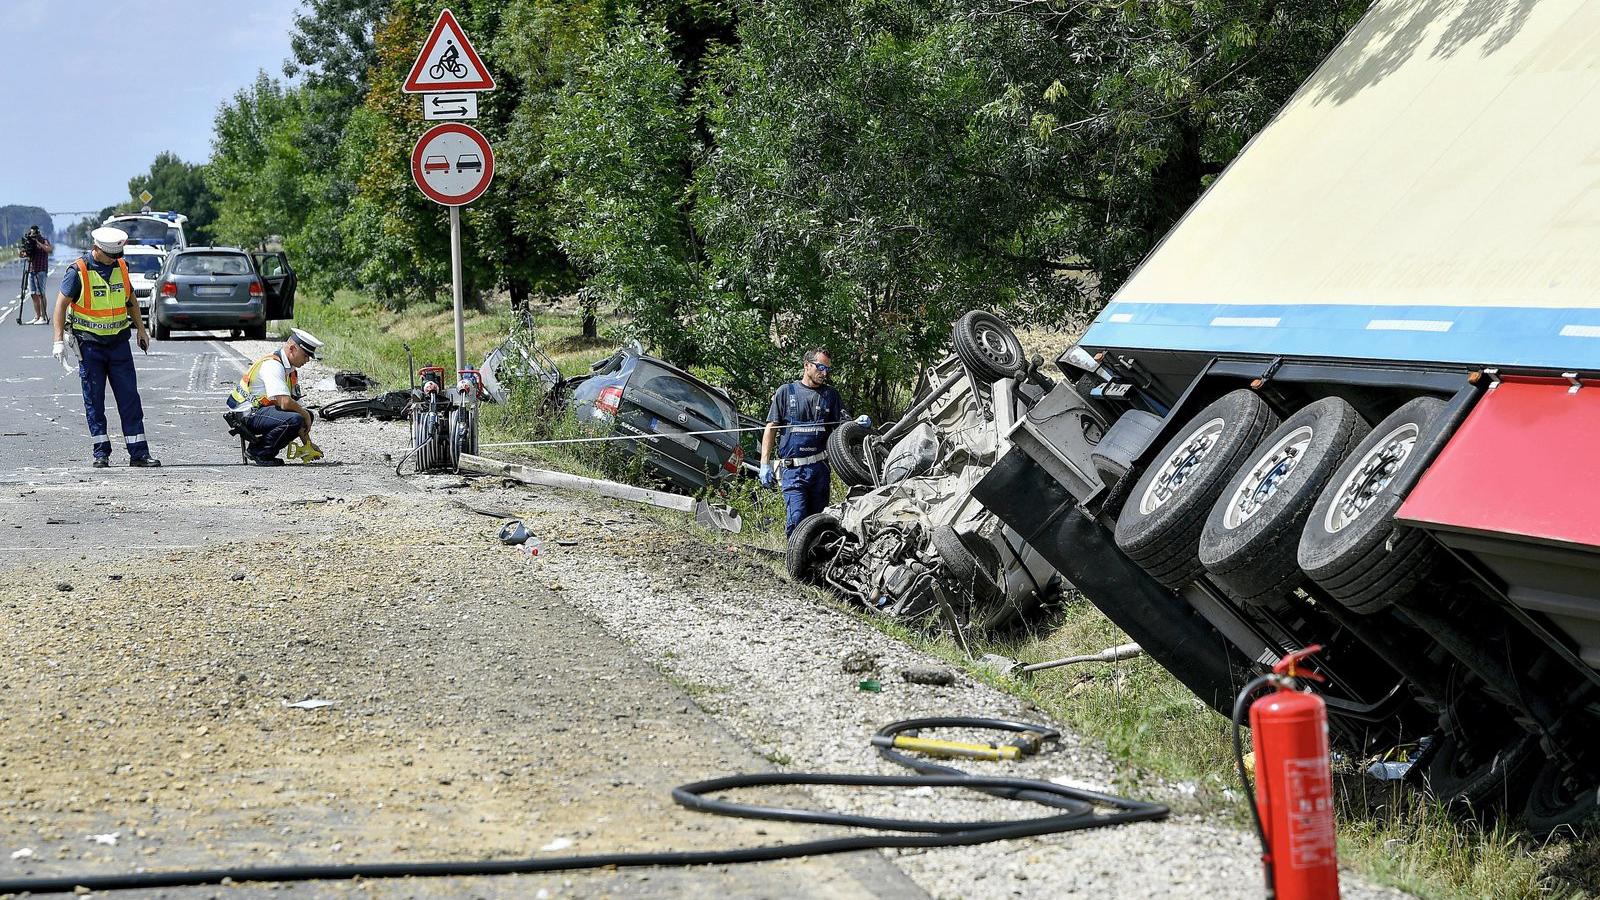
[759,348,870,536]
[50,227,160,469]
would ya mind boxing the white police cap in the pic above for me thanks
[91,226,128,257]
[288,328,323,359]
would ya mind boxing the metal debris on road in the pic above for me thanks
[54,582,72,592]
[283,699,335,710]
[9,848,33,860]
[86,832,119,846]
[497,520,531,545]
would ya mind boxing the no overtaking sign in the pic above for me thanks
[411,122,495,207]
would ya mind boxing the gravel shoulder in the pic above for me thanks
[0,354,1409,898]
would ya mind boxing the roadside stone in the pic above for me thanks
[55,582,72,592]
[900,667,956,686]
[840,650,878,674]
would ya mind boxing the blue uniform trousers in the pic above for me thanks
[781,462,832,537]
[77,336,150,462]
[242,407,304,460]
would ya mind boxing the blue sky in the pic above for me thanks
[1,0,303,226]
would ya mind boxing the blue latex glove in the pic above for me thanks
[855,414,872,428]
[759,462,774,486]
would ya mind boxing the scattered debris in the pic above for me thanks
[857,679,883,693]
[978,643,1145,678]
[901,667,956,686]
[10,848,33,860]
[539,837,574,852]
[45,518,79,526]
[55,582,72,592]
[283,699,335,710]
[498,520,531,545]
[840,650,878,674]
[333,371,375,392]
[230,570,246,581]
[86,832,119,846]
[556,538,580,547]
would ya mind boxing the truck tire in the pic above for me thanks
[786,513,845,584]
[1523,761,1600,836]
[952,311,1024,382]
[1114,390,1280,589]
[827,420,877,487]
[930,524,1001,606]
[1298,396,1444,614]
[1198,397,1369,606]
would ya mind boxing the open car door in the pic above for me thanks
[252,251,298,320]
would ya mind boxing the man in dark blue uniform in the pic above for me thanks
[760,349,870,536]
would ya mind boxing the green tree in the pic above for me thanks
[207,74,312,250]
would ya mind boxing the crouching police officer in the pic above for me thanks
[51,226,160,469]
[225,329,322,466]
[759,348,871,536]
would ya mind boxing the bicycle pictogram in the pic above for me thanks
[428,40,467,80]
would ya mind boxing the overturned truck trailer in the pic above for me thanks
[978,0,1600,832]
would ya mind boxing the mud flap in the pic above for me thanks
[974,447,1246,715]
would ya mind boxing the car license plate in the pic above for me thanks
[194,285,234,296]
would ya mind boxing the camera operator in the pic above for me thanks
[17,225,53,324]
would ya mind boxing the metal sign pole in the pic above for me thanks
[449,204,466,372]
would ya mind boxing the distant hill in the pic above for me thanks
[2,205,53,247]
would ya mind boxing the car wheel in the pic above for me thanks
[155,320,171,341]
[1198,397,1369,606]
[828,420,877,487]
[1523,760,1600,837]
[1113,390,1280,589]
[786,513,846,584]
[952,311,1024,382]
[246,323,268,341]
[1298,396,1445,614]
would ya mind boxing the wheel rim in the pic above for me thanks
[1223,425,1314,529]
[1139,417,1225,515]
[1325,422,1419,533]
[973,322,1020,371]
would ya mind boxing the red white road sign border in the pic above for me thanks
[411,122,495,206]
[403,8,495,93]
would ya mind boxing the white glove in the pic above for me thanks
[52,340,65,361]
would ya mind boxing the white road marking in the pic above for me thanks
[1210,316,1281,327]
[1366,319,1453,332]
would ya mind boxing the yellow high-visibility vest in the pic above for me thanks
[229,352,299,409]
[68,258,132,336]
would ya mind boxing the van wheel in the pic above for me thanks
[1423,728,1540,822]
[1113,390,1279,589]
[952,311,1024,381]
[1199,398,1368,606]
[1524,761,1600,836]
[827,421,877,486]
[786,513,846,583]
[1298,397,1444,613]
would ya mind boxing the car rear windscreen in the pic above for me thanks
[172,253,251,276]
[123,255,162,275]
[634,364,733,428]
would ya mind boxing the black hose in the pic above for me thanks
[1233,674,1278,900]
[0,718,1168,895]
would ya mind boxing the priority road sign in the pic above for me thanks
[403,9,495,93]
[422,92,478,121]
[139,190,153,205]
[411,122,494,207]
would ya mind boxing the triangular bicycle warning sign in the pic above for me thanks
[403,9,495,93]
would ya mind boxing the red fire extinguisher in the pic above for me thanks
[1233,645,1340,900]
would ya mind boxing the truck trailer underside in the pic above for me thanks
[979,0,1600,833]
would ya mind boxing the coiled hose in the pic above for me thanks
[0,717,1168,895]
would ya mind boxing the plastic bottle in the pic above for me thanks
[521,536,543,558]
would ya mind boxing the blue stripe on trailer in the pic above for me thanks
[1081,302,1600,372]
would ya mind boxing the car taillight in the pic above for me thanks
[160,282,176,297]
[595,385,624,417]
[725,445,744,474]
[250,280,264,297]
